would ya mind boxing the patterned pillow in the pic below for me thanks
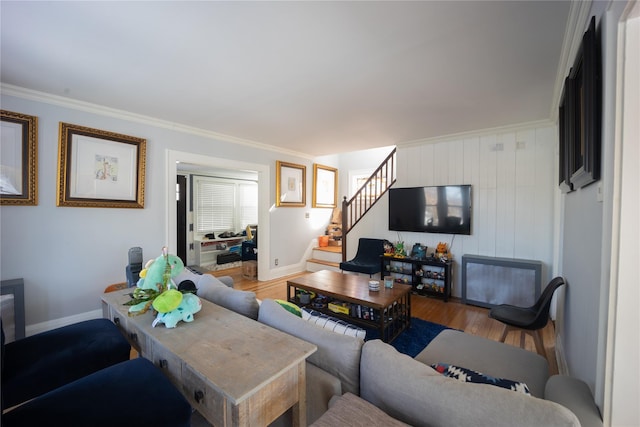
[431,363,531,396]
[301,308,367,339]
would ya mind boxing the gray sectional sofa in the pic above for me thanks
[183,272,602,427]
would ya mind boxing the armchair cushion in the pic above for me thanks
[2,358,191,427]
[2,318,130,409]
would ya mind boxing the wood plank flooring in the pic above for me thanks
[216,266,558,375]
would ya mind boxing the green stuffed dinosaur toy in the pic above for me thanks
[126,247,185,315]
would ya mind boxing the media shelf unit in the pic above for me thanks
[195,236,245,270]
[380,255,453,302]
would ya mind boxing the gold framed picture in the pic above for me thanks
[312,163,338,208]
[276,160,305,207]
[57,122,146,208]
[1,110,38,206]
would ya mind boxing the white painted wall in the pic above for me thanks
[0,92,323,329]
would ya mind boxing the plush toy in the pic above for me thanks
[127,247,185,315]
[152,293,202,328]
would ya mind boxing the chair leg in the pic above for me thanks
[532,329,546,358]
[499,325,510,342]
[519,331,526,349]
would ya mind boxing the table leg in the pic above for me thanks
[292,361,307,427]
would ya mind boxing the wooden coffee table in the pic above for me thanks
[287,270,412,343]
[102,289,316,427]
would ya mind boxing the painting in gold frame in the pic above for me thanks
[57,122,146,208]
[1,110,38,206]
[276,160,305,207]
[312,163,338,208]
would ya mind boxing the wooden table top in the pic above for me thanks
[287,270,411,309]
[102,289,316,404]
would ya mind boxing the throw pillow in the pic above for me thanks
[301,308,367,340]
[275,299,302,317]
[431,363,531,396]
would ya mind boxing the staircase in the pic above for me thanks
[341,148,396,261]
[306,246,342,272]
[306,148,396,271]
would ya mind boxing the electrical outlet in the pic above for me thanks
[275,258,279,266]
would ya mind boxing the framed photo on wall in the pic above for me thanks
[57,122,146,208]
[312,163,338,208]
[569,16,601,189]
[276,160,305,207]
[0,110,38,206]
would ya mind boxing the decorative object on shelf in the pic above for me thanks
[1,110,38,206]
[383,240,395,255]
[56,122,146,208]
[435,242,450,261]
[312,163,338,208]
[124,247,202,328]
[394,241,406,257]
[411,243,427,259]
[276,160,306,207]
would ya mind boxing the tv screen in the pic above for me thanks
[388,185,472,235]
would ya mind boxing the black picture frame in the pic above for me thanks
[569,16,601,189]
[558,77,574,193]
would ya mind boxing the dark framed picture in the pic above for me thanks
[558,77,574,193]
[0,110,38,205]
[57,123,146,208]
[569,16,601,189]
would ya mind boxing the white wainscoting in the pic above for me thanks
[394,123,557,294]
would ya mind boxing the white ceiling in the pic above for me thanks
[1,1,571,157]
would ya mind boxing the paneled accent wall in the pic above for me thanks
[393,124,557,294]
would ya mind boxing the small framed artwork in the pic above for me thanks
[312,163,338,208]
[276,160,305,207]
[1,110,38,206]
[57,122,146,208]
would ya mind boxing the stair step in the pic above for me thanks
[307,258,340,268]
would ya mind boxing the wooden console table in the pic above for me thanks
[102,289,316,427]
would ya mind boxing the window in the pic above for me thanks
[194,176,257,235]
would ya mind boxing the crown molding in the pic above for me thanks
[0,83,315,160]
[397,119,555,149]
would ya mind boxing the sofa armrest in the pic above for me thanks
[545,375,603,427]
[216,276,234,288]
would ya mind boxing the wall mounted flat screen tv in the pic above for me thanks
[388,185,472,235]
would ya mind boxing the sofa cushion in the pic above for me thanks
[310,393,410,427]
[301,308,367,339]
[360,340,580,427]
[415,329,549,398]
[199,284,259,320]
[258,299,363,395]
[431,362,531,395]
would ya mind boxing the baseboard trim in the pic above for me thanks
[26,309,103,337]
[555,333,570,375]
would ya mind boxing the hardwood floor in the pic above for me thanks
[217,266,558,375]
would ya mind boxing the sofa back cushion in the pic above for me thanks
[258,299,363,395]
[360,340,580,427]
